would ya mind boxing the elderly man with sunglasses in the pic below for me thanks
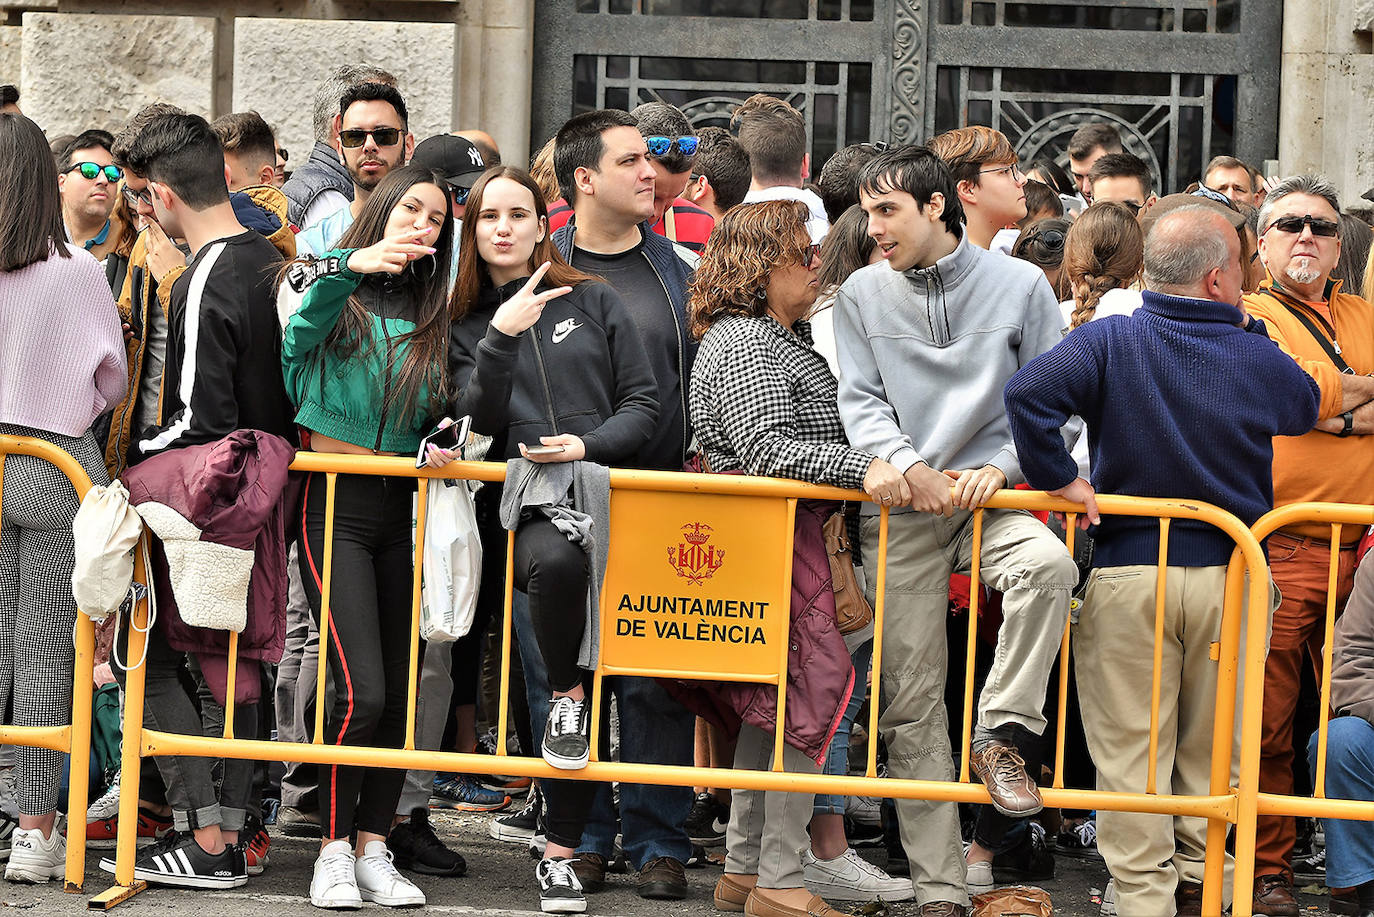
[1244,174,1374,917]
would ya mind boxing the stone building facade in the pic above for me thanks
[2,0,1371,207]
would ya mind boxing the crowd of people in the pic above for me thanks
[2,65,1374,917]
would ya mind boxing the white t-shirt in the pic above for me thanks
[742,186,830,244]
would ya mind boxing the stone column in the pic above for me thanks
[464,0,533,167]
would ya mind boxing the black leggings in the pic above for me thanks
[513,516,590,694]
[299,471,418,839]
[512,514,596,848]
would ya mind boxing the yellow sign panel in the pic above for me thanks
[599,490,793,681]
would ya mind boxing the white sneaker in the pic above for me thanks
[354,840,425,907]
[802,847,915,902]
[965,858,994,895]
[5,825,65,883]
[844,794,883,827]
[310,840,362,910]
[1099,878,1117,916]
[87,770,121,821]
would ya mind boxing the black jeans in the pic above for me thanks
[298,472,418,839]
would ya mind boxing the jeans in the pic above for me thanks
[512,585,693,862]
[815,639,873,814]
[1309,717,1374,889]
[114,614,258,832]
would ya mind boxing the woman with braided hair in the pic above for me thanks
[1060,201,1144,332]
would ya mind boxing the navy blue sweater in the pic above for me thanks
[1004,291,1319,567]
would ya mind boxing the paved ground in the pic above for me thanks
[4,809,1345,915]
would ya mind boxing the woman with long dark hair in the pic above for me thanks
[0,113,126,882]
[449,165,657,914]
[280,163,455,910]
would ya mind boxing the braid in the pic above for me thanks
[1070,273,1120,329]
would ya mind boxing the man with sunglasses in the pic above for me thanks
[57,129,128,269]
[1243,174,1374,917]
[928,126,1028,252]
[297,82,413,256]
[630,101,714,254]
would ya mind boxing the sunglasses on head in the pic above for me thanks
[1027,228,1066,252]
[1269,214,1339,238]
[67,162,122,182]
[339,127,403,149]
[645,135,699,158]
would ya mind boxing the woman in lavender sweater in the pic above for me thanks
[0,113,127,882]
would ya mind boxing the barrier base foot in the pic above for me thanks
[88,881,147,909]
[65,879,85,893]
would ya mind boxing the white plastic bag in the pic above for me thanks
[420,479,482,642]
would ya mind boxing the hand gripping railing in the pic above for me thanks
[89,452,1271,913]
[0,434,100,892]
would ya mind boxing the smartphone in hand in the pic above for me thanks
[415,416,472,468]
[524,444,566,456]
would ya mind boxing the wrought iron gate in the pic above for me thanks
[531,0,1281,195]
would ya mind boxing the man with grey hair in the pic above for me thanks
[281,63,397,230]
[1006,204,1319,917]
[1244,174,1374,916]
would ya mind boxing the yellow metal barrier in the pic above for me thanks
[0,434,101,892]
[1233,503,1374,917]
[90,451,1273,913]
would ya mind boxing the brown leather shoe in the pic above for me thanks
[1253,872,1300,917]
[715,873,756,912]
[970,743,1043,817]
[637,855,687,900]
[916,902,968,917]
[571,851,607,893]
[743,888,842,917]
[1175,880,1204,916]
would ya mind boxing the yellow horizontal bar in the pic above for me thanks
[140,732,1233,819]
[0,725,70,752]
[598,665,779,683]
[1251,502,1374,541]
[1257,792,1374,821]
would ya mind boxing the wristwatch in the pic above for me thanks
[1339,411,1355,437]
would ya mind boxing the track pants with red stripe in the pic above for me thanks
[299,471,419,840]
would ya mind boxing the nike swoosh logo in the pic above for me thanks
[551,320,582,344]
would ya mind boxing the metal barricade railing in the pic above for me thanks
[0,434,101,892]
[89,451,1272,912]
[1233,502,1374,917]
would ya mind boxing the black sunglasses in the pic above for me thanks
[121,185,153,207]
[339,127,403,149]
[450,184,470,207]
[1269,214,1339,238]
[1027,228,1066,252]
[66,162,122,182]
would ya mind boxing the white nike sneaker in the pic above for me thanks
[802,847,915,902]
[354,840,425,907]
[5,825,65,883]
[310,840,362,910]
[87,770,121,821]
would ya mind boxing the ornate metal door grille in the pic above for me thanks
[531,1,893,172]
[918,0,1281,193]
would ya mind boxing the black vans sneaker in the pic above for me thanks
[542,696,590,770]
[536,856,586,913]
[490,783,542,844]
[389,806,467,877]
[99,831,248,889]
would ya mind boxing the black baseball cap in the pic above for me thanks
[412,134,487,190]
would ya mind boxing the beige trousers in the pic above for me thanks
[861,508,1075,906]
[723,722,820,888]
[1076,564,1270,917]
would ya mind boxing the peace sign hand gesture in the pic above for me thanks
[491,262,573,337]
[346,226,437,276]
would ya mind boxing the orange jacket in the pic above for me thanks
[1244,277,1374,537]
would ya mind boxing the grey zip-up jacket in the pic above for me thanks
[834,232,1062,511]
